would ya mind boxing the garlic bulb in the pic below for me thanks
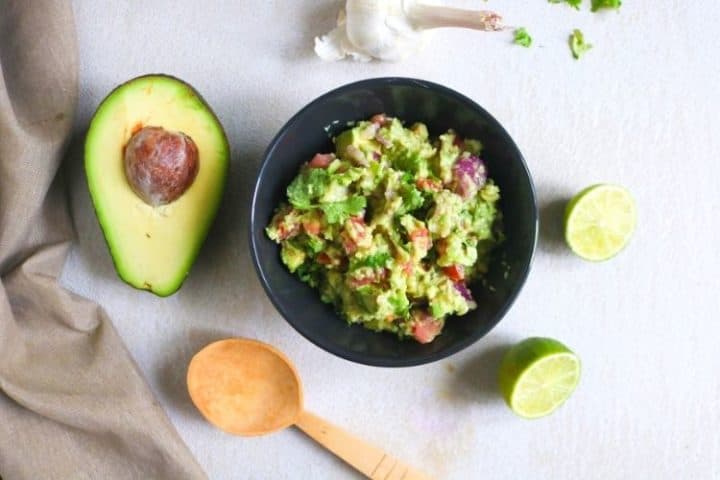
[314,0,504,62]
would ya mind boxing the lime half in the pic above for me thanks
[498,337,580,419]
[564,184,637,261]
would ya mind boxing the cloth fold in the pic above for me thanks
[0,2,206,478]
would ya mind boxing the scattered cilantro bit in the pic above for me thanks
[296,262,320,287]
[305,236,325,254]
[513,28,532,48]
[569,29,592,59]
[351,252,391,270]
[548,0,582,10]
[397,182,424,214]
[319,195,366,224]
[287,168,328,209]
[591,0,621,11]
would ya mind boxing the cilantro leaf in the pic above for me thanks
[295,262,320,288]
[513,28,532,48]
[387,293,410,317]
[548,0,582,10]
[397,176,424,214]
[350,252,391,270]
[287,168,328,209]
[591,0,621,11]
[569,29,592,59]
[319,195,366,224]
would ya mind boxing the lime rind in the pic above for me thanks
[509,353,581,419]
[498,337,581,419]
[564,184,637,261]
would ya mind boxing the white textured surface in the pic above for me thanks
[63,1,720,479]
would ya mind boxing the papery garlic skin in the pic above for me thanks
[314,0,426,62]
[314,9,374,62]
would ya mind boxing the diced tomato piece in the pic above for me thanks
[409,228,432,252]
[442,264,465,282]
[308,153,334,168]
[277,223,300,241]
[411,311,443,344]
[317,252,332,265]
[402,261,413,276]
[416,177,442,192]
[340,217,370,254]
[341,237,357,255]
[302,218,321,236]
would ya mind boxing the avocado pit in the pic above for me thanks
[124,126,199,206]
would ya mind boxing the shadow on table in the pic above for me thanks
[156,328,235,422]
[279,0,339,61]
[539,197,570,254]
[62,130,122,285]
[448,337,515,407]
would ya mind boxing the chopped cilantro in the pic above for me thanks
[548,0,582,10]
[513,28,532,48]
[305,236,325,254]
[295,262,320,287]
[351,252,391,270]
[287,168,365,223]
[319,195,366,224]
[569,29,592,59]
[287,168,328,209]
[398,183,424,214]
[388,293,410,317]
[591,0,621,11]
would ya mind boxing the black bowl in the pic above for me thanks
[250,78,537,367]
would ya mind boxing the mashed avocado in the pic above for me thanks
[266,114,503,343]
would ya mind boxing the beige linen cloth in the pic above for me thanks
[0,2,206,479]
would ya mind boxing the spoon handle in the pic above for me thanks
[296,410,432,480]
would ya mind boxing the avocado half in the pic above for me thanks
[85,74,229,296]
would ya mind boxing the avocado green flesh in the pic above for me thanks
[266,118,503,341]
[85,75,229,296]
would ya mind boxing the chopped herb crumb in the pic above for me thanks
[591,0,622,11]
[569,29,592,59]
[513,28,533,48]
[548,0,582,10]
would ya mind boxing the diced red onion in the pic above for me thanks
[454,282,477,308]
[452,156,487,199]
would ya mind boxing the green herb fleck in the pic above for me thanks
[319,195,366,224]
[569,29,592,59]
[548,0,582,10]
[287,168,328,209]
[591,0,621,11]
[351,252,391,270]
[513,28,532,48]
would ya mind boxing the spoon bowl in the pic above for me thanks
[187,338,432,479]
[187,338,302,436]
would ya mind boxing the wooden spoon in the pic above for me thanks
[187,338,431,480]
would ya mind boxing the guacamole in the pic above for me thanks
[266,114,503,343]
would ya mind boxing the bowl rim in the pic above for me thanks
[249,77,538,367]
